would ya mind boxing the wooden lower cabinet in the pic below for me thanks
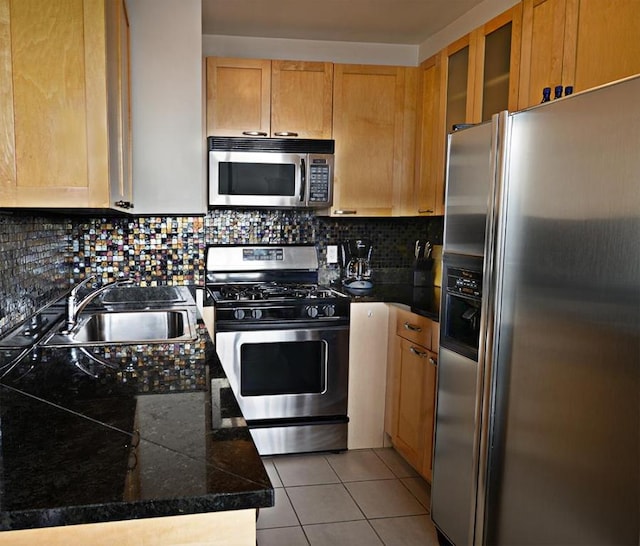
[348,302,389,449]
[386,306,438,481]
[0,510,257,546]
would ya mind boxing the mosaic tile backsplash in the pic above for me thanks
[0,213,71,335]
[1,209,443,335]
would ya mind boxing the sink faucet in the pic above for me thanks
[63,276,134,333]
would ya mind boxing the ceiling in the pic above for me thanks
[201,0,486,45]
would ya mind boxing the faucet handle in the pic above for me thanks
[71,275,97,296]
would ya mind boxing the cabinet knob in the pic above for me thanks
[114,200,133,209]
[242,131,268,137]
[273,131,298,137]
[428,357,437,366]
[404,322,422,332]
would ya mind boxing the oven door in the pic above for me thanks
[209,151,304,208]
[215,325,349,420]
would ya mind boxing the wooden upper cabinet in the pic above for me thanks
[471,4,522,121]
[0,0,132,210]
[569,0,640,92]
[442,34,475,134]
[414,54,445,216]
[206,57,333,138]
[518,0,572,108]
[331,64,417,217]
[206,57,271,137]
[106,0,132,209]
[519,0,640,110]
[271,60,333,139]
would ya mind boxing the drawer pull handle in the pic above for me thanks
[418,209,434,214]
[428,357,437,366]
[404,322,422,332]
[334,209,357,215]
[242,131,268,137]
[273,131,299,137]
[409,346,428,358]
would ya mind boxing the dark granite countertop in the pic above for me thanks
[338,283,441,322]
[0,287,273,532]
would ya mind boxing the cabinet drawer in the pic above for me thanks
[395,308,432,349]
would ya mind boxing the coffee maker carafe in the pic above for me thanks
[341,239,374,294]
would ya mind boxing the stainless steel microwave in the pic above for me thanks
[208,137,334,209]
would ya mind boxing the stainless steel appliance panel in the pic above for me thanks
[443,121,495,257]
[482,77,640,544]
[249,421,348,456]
[431,346,480,546]
[216,325,349,420]
[209,150,305,208]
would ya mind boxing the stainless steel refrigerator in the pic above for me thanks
[431,75,640,545]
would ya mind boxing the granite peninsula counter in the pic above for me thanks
[0,286,273,545]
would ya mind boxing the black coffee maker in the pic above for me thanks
[340,239,374,295]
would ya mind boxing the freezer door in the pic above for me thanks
[481,76,640,544]
[443,121,495,257]
[431,346,479,546]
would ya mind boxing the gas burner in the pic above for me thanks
[214,283,343,303]
[205,245,350,325]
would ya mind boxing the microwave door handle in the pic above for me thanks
[299,158,306,202]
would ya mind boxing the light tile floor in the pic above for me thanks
[257,448,440,546]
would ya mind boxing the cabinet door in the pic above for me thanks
[106,0,133,209]
[271,60,333,139]
[569,0,640,93]
[348,303,389,450]
[206,57,271,137]
[1,0,111,208]
[518,0,570,109]
[394,338,437,476]
[395,308,432,349]
[471,4,523,121]
[332,64,417,217]
[414,54,446,216]
[443,35,476,134]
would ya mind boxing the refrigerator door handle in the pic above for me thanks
[472,110,511,546]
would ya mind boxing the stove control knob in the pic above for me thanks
[305,305,319,318]
[233,309,246,320]
[323,305,336,317]
[251,309,263,320]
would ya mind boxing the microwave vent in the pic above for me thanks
[208,136,334,154]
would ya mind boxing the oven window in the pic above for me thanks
[240,341,326,396]
[219,163,296,196]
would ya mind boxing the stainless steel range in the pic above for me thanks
[206,245,350,456]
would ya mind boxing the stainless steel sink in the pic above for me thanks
[44,309,197,346]
[100,286,185,304]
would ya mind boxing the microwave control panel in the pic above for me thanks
[308,159,331,202]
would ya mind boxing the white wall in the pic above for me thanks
[128,0,206,215]
[202,34,419,66]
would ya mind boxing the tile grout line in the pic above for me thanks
[260,449,433,544]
